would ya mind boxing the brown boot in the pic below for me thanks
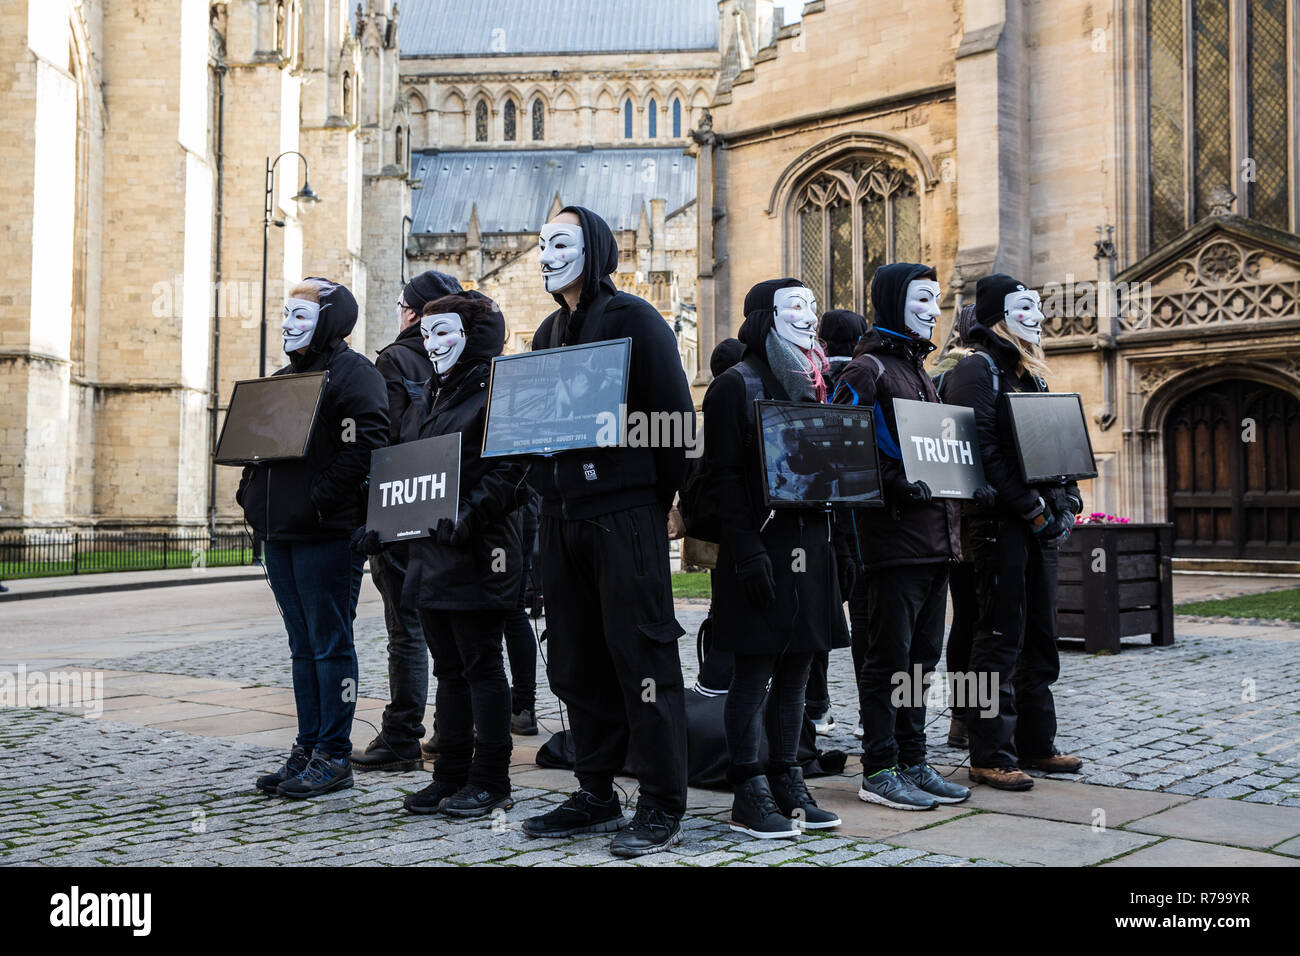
[968,766,1034,791]
[946,716,968,749]
[1021,752,1084,774]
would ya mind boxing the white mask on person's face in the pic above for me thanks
[1004,288,1043,345]
[772,286,819,350]
[282,298,320,353]
[539,223,585,294]
[903,279,942,339]
[421,312,466,374]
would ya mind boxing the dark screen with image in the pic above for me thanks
[214,372,326,464]
[756,401,883,508]
[1006,392,1098,483]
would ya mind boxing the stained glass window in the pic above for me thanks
[503,100,516,142]
[1192,0,1230,222]
[474,100,488,142]
[672,99,682,138]
[794,157,922,316]
[624,100,633,139]
[648,99,657,139]
[531,99,544,141]
[1248,0,1290,230]
[1147,0,1185,248]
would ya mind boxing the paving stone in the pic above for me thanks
[1104,839,1300,868]
[891,813,1156,866]
[1125,797,1300,849]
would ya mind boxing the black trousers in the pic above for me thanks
[967,520,1061,768]
[944,560,977,723]
[725,651,814,777]
[503,607,537,713]
[858,563,949,775]
[370,548,428,745]
[418,607,512,793]
[541,504,688,815]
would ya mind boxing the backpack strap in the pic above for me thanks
[969,348,1001,394]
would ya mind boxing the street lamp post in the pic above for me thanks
[259,151,321,377]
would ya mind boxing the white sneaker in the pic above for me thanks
[813,713,835,735]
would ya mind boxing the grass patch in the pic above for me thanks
[1176,588,1300,622]
[672,571,712,600]
[1,546,253,579]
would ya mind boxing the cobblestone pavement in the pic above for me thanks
[89,604,1300,803]
[3,584,1298,866]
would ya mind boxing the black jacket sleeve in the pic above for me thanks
[623,300,695,509]
[943,355,1040,517]
[702,370,763,563]
[309,361,391,518]
[375,350,410,446]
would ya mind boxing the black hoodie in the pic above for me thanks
[375,322,433,445]
[237,279,390,542]
[531,205,695,520]
[831,262,961,568]
[400,293,528,610]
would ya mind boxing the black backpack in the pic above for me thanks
[679,357,782,543]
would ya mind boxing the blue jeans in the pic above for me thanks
[265,539,364,757]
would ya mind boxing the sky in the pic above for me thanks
[774,0,804,23]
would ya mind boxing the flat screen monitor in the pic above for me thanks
[481,338,631,458]
[755,400,884,509]
[1005,392,1098,483]
[214,371,327,465]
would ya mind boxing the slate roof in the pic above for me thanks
[409,147,697,235]
[400,0,718,56]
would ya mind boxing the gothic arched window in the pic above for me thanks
[793,157,921,318]
[342,72,352,121]
[1146,0,1293,248]
[474,99,489,142]
[648,99,657,139]
[672,98,682,138]
[531,99,544,140]
[503,99,517,141]
[623,100,633,139]
[395,127,403,167]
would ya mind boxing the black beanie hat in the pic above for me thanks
[818,309,868,357]
[975,273,1028,327]
[710,337,745,378]
[404,270,463,314]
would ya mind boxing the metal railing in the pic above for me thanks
[0,530,256,579]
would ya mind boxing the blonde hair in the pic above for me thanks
[287,279,326,303]
[991,322,1052,382]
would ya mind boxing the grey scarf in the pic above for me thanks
[765,327,817,402]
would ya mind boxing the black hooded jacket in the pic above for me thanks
[700,278,849,655]
[400,294,527,611]
[531,206,695,520]
[939,320,1081,521]
[237,279,389,542]
[375,322,433,445]
[831,262,961,569]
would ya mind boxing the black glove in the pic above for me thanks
[836,553,857,602]
[734,552,776,609]
[349,527,382,556]
[972,485,997,509]
[901,479,933,503]
[1033,509,1072,549]
[432,513,475,548]
[1064,491,1084,516]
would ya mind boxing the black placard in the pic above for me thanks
[755,400,884,509]
[1005,392,1099,483]
[213,371,327,465]
[365,434,461,542]
[481,339,631,457]
[893,398,988,499]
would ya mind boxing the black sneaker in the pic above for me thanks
[767,765,841,829]
[277,753,354,799]
[255,744,311,794]
[420,735,439,758]
[610,806,682,858]
[350,735,423,772]
[440,785,514,818]
[522,789,626,838]
[510,709,539,736]
[403,778,462,815]
[730,775,798,839]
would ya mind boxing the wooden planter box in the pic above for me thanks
[1056,522,1174,653]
